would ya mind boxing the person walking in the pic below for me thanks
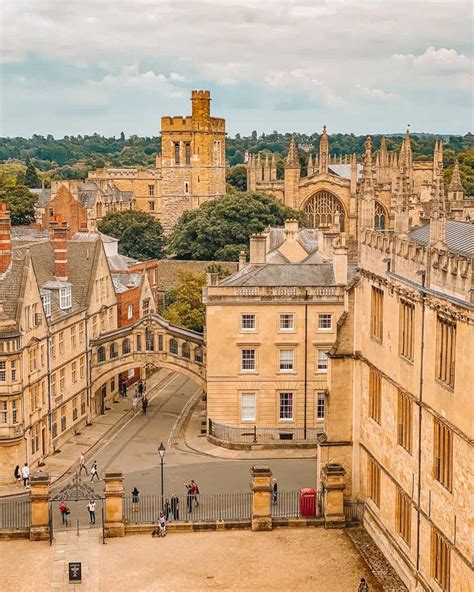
[141,395,148,415]
[14,465,21,487]
[137,380,144,397]
[163,498,171,522]
[170,494,179,521]
[90,460,100,482]
[131,487,140,512]
[191,480,200,506]
[87,499,96,525]
[78,452,88,476]
[131,396,139,415]
[59,502,70,526]
[21,463,30,488]
[185,483,194,513]
[271,478,278,505]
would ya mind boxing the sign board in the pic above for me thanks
[69,562,82,583]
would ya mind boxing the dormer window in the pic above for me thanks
[59,287,72,310]
[41,291,51,318]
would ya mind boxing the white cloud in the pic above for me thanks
[90,64,185,96]
[355,85,397,100]
[393,47,470,73]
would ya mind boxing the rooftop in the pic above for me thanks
[410,220,474,257]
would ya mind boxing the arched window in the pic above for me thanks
[110,343,118,358]
[374,201,386,230]
[174,142,180,165]
[185,143,191,165]
[122,338,131,355]
[169,339,178,355]
[98,346,106,363]
[195,347,203,363]
[303,191,345,230]
[184,182,189,194]
[182,343,191,359]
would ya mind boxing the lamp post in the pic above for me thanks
[158,442,166,510]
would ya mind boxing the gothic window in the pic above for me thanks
[374,201,386,230]
[303,191,345,230]
[174,142,180,165]
[185,143,191,165]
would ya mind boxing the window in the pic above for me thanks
[51,373,57,397]
[169,339,178,355]
[71,361,77,383]
[317,350,328,372]
[92,315,98,338]
[59,368,65,391]
[42,291,51,317]
[241,314,256,331]
[50,336,56,359]
[368,368,382,424]
[122,339,131,355]
[396,487,411,546]
[136,334,142,352]
[241,349,256,372]
[241,393,256,421]
[142,299,150,316]
[185,142,191,165]
[61,411,66,432]
[127,304,133,320]
[279,314,294,331]
[98,347,106,363]
[370,286,384,341]
[72,397,78,421]
[0,361,6,382]
[279,349,294,372]
[148,184,155,197]
[316,392,326,420]
[397,391,412,453]
[40,345,45,368]
[399,300,415,361]
[318,314,332,331]
[12,400,17,424]
[80,395,86,416]
[148,200,155,212]
[158,334,164,351]
[59,286,72,310]
[11,360,16,381]
[431,529,450,591]
[70,326,77,348]
[128,369,134,379]
[110,343,118,358]
[1,401,7,423]
[436,316,456,388]
[182,343,191,359]
[174,142,180,165]
[195,347,203,363]
[31,424,39,455]
[367,456,381,507]
[433,419,453,491]
[184,182,189,193]
[79,323,84,343]
[79,356,85,379]
[279,392,293,420]
[58,331,64,355]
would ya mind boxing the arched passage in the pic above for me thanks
[303,191,346,230]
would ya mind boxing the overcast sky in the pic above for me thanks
[1,0,472,138]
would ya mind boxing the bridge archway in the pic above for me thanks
[302,190,346,230]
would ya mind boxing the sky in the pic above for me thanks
[0,0,472,138]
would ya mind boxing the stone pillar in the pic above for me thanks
[322,463,346,528]
[250,465,272,531]
[104,470,125,537]
[30,471,50,541]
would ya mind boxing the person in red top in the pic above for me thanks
[190,480,200,506]
[59,502,70,526]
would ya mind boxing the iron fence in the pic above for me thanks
[0,499,31,529]
[124,492,252,524]
[209,419,324,444]
[271,490,323,518]
[344,500,364,524]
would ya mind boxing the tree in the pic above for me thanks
[24,160,41,188]
[0,185,36,225]
[167,191,306,261]
[226,165,247,191]
[98,210,165,261]
[163,270,206,332]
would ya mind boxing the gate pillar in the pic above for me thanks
[104,470,125,537]
[250,465,272,531]
[30,471,50,541]
[322,463,346,528]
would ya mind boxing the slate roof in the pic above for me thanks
[410,221,474,257]
[31,188,52,208]
[112,273,142,294]
[220,263,337,287]
[329,164,363,180]
[77,182,133,208]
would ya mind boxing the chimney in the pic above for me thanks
[249,233,267,265]
[50,216,69,280]
[0,203,12,274]
[332,237,348,285]
[284,218,299,238]
[238,250,246,271]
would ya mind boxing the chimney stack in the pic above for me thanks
[332,236,348,285]
[249,233,267,265]
[50,215,69,280]
[0,203,12,274]
[238,250,246,271]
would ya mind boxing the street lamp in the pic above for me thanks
[158,442,166,510]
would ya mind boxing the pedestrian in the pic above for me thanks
[14,465,21,487]
[87,499,96,525]
[170,494,179,521]
[21,463,30,488]
[131,487,140,512]
[357,577,369,592]
[163,498,171,521]
[137,380,144,397]
[131,396,139,415]
[78,452,88,476]
[59,501,70,526]
[191,479,200,506]
[120,378,127,397]
[90,460,100,482]
[271,478,278,505]
[185,483,193,513]
[141,395,148,415]
[158,512,166,537]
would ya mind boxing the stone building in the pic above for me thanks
[88,90,226,231]
[204,219,355,442]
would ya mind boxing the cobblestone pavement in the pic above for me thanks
[346,526,408,591]
[1,527,383,591]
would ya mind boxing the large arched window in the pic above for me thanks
[169,339,178,356]
[98,346,106,363]
[303,191,345,230]
[374,201,387,230]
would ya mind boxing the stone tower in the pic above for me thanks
[160,90,226,231]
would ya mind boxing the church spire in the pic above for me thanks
[447,159,464,202]
[359,137,375,231]
[307,154,314,176]
[285,137,299,168]
[319,125,329,174]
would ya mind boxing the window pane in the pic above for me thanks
[241,349,255,371]
[241,314,256,330]
[241,393,256,421]
[279,392,293,419]
[279,314,294,330]
[318,314,332,330]
[279,349,294,371]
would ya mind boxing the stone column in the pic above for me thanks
[30,471,50,541]
[322,463,346,528]
[104,470,125,537]
[250,465,272,531]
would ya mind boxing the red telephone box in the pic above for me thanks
[299,487,317,517]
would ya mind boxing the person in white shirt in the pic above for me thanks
[87,499,96,525]
[78,452,88,476]
[21,463,30,487]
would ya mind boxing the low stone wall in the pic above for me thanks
[0,528,30,540]
[208,435,317,451]
[125,520,251,535]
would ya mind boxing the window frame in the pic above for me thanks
[278,348,295,373]
[240,392,256,422]
[399,299,415,362]
[316,391,326,420]
[317,313,333,332]
[279,313,295,332]
[240,313,256,332]
[316,349,329,373]
[279,391,294,421]
[241,348,256,373]
[59,286,72,310]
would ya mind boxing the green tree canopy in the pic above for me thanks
[24,161,41,188]
[163,270,206,332]
[0,185,36,225]
[226,164,247,191]
[167,191,306,261]
[98,210,165,261]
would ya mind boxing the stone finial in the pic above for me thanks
[319,125,329,174]
[285,137,299,168]
[449,159,463,192]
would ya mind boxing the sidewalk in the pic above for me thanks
[179,397,317,460]
[0,369,174,498]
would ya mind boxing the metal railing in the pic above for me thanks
[344,500,364,524]
[271,490,323,519]
[209,419,324,444]
[0,499,31,529]
[124,492,252,524]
